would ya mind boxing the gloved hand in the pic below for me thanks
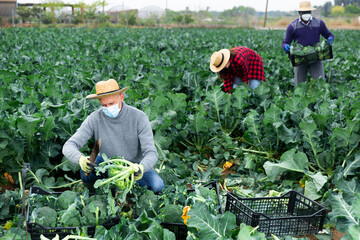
[79,155,96,173]
[134,164,144,181]
[284,44,290,52]
[327,37,334,45]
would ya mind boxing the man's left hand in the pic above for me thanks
[327,37,334,45]
[134,164,144,181]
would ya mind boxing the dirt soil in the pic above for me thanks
[305,228,345,240]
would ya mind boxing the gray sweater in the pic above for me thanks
[62,102,158,172]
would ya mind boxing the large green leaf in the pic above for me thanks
[343,153,360,177]
[304,172,327,200]
[337,178,360,204]
[263,104,282,126]
[16,115,41,141]
[284,97,304,112]
[245,110,261,136]
[40,116,56,141]
[232,86,250,110]
[327,191,359,232]
[342,225,360,240]
[187,203,236,239]
[263,148,308,181]
[236,223,267,239]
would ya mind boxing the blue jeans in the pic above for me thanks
[233,77,261,95]
[80,156,165,193]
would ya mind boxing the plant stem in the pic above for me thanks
[342,141,360,167]
[49,179,82,189]
[49,159,69,174]
[28,170,40,184]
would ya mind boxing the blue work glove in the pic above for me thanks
[327,37,334,45]
[284,44,290,53]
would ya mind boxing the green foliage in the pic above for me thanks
[345,4,360,15]
[187,203,237,239]
[60,202,81,227]
[16,7,32,23]
[172,14,194,24]
[81,200,108,226]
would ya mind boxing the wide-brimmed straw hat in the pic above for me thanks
[86,79,129,99]
[210,49,231,73]
[297,1,316,11]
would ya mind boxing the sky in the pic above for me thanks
[17,0,335,12]
[102,0,335,12]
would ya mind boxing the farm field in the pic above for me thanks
[0,27,359,239]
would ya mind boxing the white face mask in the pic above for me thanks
[102,103,120,118]
[301,14,312,21]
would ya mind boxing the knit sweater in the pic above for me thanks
[282,17,334,50]
[62,102,158,173]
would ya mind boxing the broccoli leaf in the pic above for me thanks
[187,203,236,239]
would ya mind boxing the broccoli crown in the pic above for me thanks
[33,206,57,227]
[81,200,108,226]
[57,190,78,210]
[160,204,183,223]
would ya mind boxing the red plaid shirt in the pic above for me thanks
[221,47,266,93]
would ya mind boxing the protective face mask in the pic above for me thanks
[102,104,120,118]
[301,14,311,21]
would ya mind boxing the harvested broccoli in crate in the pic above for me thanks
[290,40,332,66]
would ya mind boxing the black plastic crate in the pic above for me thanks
[26,186,120,240]
[225,190,326,237]
[289,44,333,67]
[161,180,223,240]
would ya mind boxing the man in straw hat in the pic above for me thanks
[282,0,334,84]
[62,79,165,193]
[209,47,266,94]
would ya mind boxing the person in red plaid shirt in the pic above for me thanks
[210,47,266,94]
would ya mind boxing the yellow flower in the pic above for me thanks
[299,180,305,188]
[182,206,191,225]
[4,172,14,184]
[222,161,233,170]
[4,221,13,230]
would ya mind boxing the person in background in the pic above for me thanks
[62,79,165,193]
[282,0,334,84]
[209,47,266,94]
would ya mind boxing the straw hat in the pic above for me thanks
[86,79,129,99]
[210,49,231,73]
[297,1,316,11]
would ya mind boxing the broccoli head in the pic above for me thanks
[57,190,78,210]
[160,204,183,223]
[32,206,57,227]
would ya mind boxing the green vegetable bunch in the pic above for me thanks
[290,40,331,65]
[31,206,57,227]
[94,154,140,202]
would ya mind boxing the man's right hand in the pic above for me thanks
[284,44,290,53]
[79,156,96,173]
